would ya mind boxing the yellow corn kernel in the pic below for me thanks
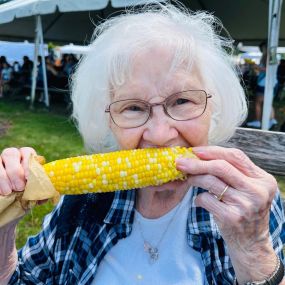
[43,147,196,195]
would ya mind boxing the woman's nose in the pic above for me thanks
[142,106,178,146]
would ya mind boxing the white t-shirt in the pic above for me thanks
[93,189,205,285]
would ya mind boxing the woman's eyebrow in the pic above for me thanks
[114,91,147,100]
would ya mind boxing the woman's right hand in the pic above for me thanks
[0,147,37,282]
[0,147,37,195]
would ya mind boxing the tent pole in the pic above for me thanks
[38,15,50,108]
[261,0,283,130]
[30,15,40,109]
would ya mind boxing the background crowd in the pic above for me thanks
[240,42,285,130]
[241,56,285,102]
[0,53,78,98]
[0,49,284,131]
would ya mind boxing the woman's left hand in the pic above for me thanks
[176,146,279,283]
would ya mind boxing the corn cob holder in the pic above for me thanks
[0,147,196,227]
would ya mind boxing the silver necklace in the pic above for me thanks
[136,200,183,264]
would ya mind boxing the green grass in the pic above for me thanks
[0,99,84,247]
[0,98,284,249]
[17,202,55,248]
[0,101,84,162]
[276,176,285,199]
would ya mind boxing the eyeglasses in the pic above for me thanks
[105,90,212,129]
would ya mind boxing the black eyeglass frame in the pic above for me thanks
[105,90,212,129]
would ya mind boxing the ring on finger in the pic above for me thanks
[216,185,229,201]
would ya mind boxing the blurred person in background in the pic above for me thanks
[63,54,77,77]
[275,59,285,101]
[0,61,13,97]
[20,56,33,85]
[246,41,278,129]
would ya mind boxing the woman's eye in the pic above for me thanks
[124,105,144,112]
[175,98,191,105]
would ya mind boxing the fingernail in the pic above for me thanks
[176,165,187,172]
[176,158,189,168]
[176,157,188,163]
[15,181,25,191]
[193,148,206,157]
[193,147,205,154]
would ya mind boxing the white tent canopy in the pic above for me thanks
[0,0,157,20]
[0,0,155,44]
[0,0,160,108]
[0,0,108,22]
[57,43,90,55]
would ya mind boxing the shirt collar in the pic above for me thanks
[104,189,136,225]
[187,187,221,238]
[103,187,221,239]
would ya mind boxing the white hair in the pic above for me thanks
[71,2,247,153]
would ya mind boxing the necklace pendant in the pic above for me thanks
[143,241,151,252]
[144,241,159,263]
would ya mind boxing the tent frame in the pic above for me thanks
[30,15,49,109]
[262,0,283,130]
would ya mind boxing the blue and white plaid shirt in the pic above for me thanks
[9,187,285,285]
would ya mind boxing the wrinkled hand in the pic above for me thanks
[176,146,278,281]
[0,147,37,195]
[176,146,277,248]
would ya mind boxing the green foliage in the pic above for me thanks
[0,100,84,248]
[48,42,56,50]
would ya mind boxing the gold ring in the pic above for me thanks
[217,185,229,201]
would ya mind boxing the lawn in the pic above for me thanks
[0,99,84,247]
[0,98,284,249]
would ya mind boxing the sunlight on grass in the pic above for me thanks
[0,100,84,247]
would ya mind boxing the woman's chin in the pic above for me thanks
[143,179,188,192]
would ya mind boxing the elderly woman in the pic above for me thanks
[0,4,284,285]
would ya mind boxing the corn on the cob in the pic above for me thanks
[43,147,195,195]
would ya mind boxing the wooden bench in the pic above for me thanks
[222,128,285,176]
[222,127,285,206]
[7,84,69,101]
[22,85,71,108]
[22,85,70,96]
[31,86,70,105]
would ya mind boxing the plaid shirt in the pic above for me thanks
[9,187,285,285]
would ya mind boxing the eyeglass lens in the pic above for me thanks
[109,90,208,128]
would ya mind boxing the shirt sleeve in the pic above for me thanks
[8,197,65,285]
[269,189,285,264]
